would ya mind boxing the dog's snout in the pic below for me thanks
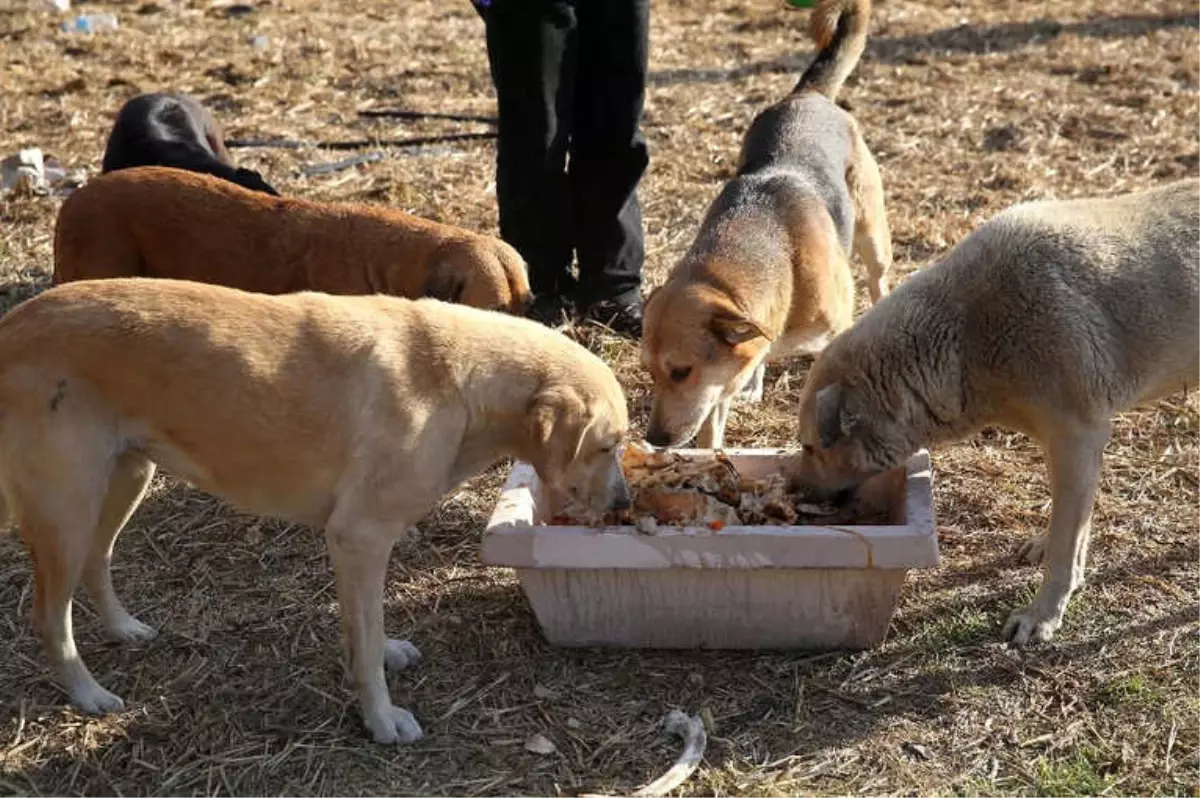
[645,427,670,447]
[609,472,632,510]
[830,487,856,507]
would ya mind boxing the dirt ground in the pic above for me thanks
[0,0,1197,794]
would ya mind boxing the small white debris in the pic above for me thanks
[566,717,583,730]
[532,684,556,700]
[635,515,658,535]
[1,149,47,196]
[524,733,557,755]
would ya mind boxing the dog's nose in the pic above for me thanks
[645,428,670,447]
[609,476,633,511]
[830,487,856,507]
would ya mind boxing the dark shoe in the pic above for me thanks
[583,297,642,339]
[527,293,574,328]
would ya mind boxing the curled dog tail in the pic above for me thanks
[793,0,871,101]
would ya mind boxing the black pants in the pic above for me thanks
[483,0,649,306]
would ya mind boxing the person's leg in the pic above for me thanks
[484,0,578,318]
[569,0,650,335]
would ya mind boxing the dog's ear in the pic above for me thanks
[815,382,857,448]
[526,388,591,485]
[710,313,768,347]
[423,261,467,304]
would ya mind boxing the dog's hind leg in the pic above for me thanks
[16,480,126,714]
[1002,421,1109,645]
[82,451,157,643]
[846,121,892,304]
[325,517,423,745]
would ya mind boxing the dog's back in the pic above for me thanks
[55,167,295,286]
[864,180,1200,420]
[720,0,871,255]
[733,100,856,249]
[53,167,530,313]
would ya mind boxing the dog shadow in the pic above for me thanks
[0,266,52,316]
[0,468,1194,794]
[648,12,1198,87]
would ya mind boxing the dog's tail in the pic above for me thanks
[792,0,871,101]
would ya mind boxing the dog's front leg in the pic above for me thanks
[738,361,766,404]
[696,398,732,450]
[1002,422,1109,645]
[325,522,423,744]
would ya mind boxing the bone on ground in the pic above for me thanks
[582,710,708,798]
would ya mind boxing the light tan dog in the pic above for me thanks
[642,0,891,449]
[790,180,1199,644]
[53,167,532,314]
[0,279,628,744]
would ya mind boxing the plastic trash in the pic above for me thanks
[248,34,269,48]
[61,12,118,33]
[2,149,87,197]
[44,0,72,12]
[1,149,47,197]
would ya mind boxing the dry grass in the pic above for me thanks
[1,0,1198,794]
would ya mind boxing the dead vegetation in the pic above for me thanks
[0,0,1197,794]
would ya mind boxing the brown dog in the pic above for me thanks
[0,278,628,744]
[642,0,891,449]
[790,180,1199,645]
[53,166,532,313]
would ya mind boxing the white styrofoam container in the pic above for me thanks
[482,449,937,650]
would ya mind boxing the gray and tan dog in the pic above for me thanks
[643,0,891,449]
[790,179,1199,644]
[0,279,629,744]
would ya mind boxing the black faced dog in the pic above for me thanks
[101,93,280,196]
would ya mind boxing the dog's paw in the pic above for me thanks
[385,639,422,671]
[365,704,424,745]
[1001,606,1061,646]
[106,613,158,644]
[1016,535,1047,565]
[70,682,126,715]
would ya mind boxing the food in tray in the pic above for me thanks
[550,442,891,530]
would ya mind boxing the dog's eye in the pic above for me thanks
[669,366,692,383]
[801,444,814,454]
[599,446,614,454]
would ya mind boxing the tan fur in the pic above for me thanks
[791,179,1199,645]
[642,0,889,449]
[53,167,532,314]
[0,278,627,744]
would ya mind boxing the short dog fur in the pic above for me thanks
[642,0,891,449]
[102,92,280,196]
[0,278,629,744]
[53,167,532,314]
[790,179,1199,645]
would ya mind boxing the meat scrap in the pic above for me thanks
[550,442,889,530]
